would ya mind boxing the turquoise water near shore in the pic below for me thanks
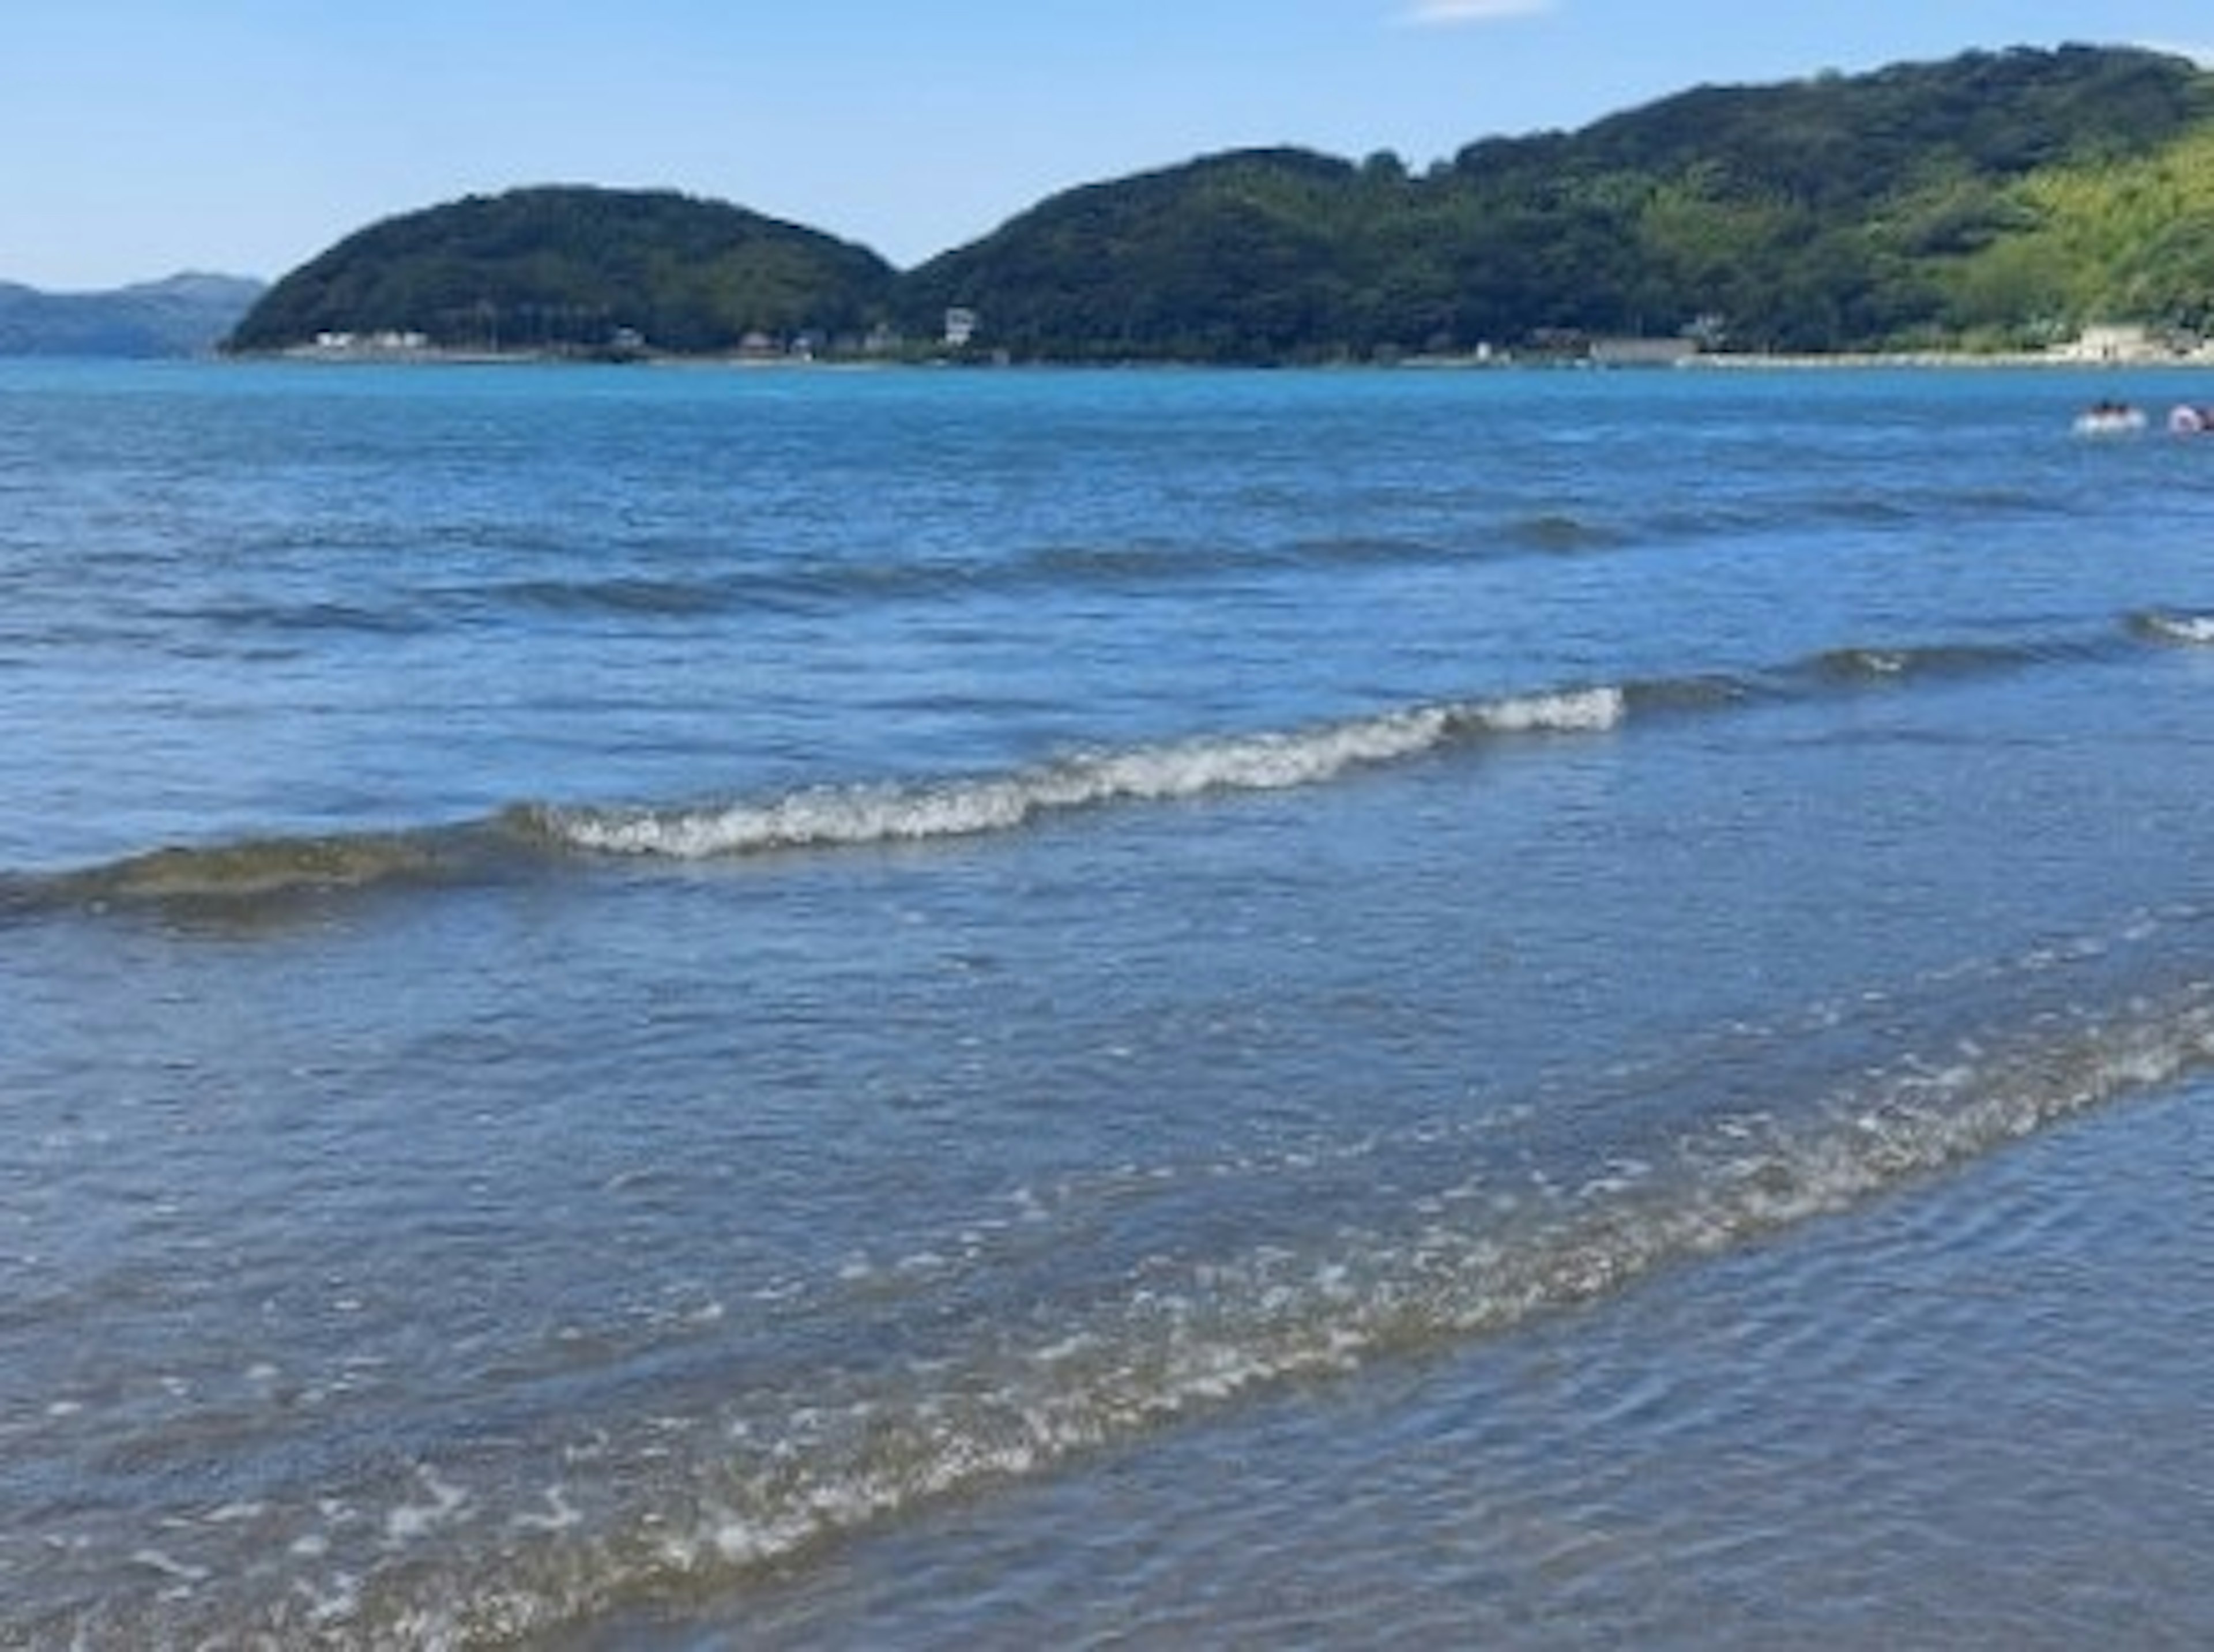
[2,360,2211,1646]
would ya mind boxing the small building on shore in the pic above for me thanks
[2051,324,2174,363]
[1589,336,1700,368]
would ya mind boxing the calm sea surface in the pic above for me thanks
[2,360,2211,1647]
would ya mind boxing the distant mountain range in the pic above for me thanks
[0,273,266,357]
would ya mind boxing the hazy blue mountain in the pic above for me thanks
[0,273,266,357]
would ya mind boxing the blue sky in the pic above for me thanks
[3,2,2206,289]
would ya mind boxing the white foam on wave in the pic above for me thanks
[130,1547,213,1586]
[545,685,1626,860]
[510,1485,582,1536]
[1469,685,1626,733]
[383,1465,469,1548]
[2140,611,2214,645]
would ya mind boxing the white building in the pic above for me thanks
[2055,325,2159,363]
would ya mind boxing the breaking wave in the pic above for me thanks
[2129,608,2214,646]
[1,611,2171,912]
[525,686,1625,860]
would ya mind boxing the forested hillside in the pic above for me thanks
[228,46,2214,362]
[902,44,2214,359]
[227,188,895,355]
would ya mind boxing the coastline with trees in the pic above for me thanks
[227,46,2214,370]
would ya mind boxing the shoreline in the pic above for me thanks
[228,339,2214,373]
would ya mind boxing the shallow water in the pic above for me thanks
[2,360,2211,1646]
[628,1077,2212,1651]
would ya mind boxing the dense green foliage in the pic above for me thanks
[228,187,895,354]
[229,47,2214,362]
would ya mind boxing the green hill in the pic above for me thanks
[904,44,2214,359]
[229,46,2214,363]
[895,147,1444,362]
[227,186,896,356]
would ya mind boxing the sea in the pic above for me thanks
[2,358,2210,1649]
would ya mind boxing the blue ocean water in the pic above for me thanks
[2,359,2211,1646]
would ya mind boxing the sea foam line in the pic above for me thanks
[351,973,2214,1645]
[534,686,1626,860]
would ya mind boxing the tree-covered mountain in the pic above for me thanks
[903,44,2214,359]
[227,45,2214,363]
[0,273,264,357]
[896,148,1446,362]
[227,187,896,355]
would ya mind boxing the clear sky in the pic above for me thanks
[3,1,2207,290]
